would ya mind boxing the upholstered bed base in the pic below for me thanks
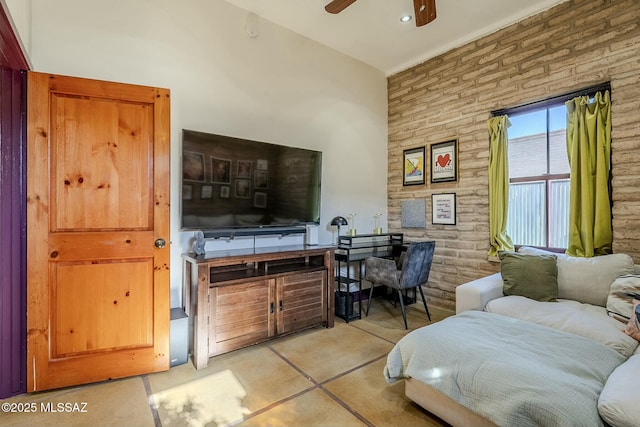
[405,378,497,427]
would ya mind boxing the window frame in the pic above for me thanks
[492,82,611,252]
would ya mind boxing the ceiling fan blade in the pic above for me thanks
[325,0,358,14]
[414,0,436,26]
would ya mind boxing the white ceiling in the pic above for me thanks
[224,0,569,75]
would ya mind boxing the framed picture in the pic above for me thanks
[254,192,267,208]
[256,159,269,171]
[432,193,456,225]
[211,157,231,183]
[255,170,268,189]
[200,185,213,199]
[237,160,252,178]
[430,139,458,183]
[220,186,230,199]
[182,184,193,200]
[183,151,205,182]
[235,179,251,199]
[403,146,425,186]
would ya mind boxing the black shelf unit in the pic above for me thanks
[334,233,403,322]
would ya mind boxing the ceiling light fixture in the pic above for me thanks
[400,14,413,23]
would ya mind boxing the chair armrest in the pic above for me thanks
[455,273,504,314]
[364,257,399,288]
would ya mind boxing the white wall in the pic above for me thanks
[17,0,388,306]
[3,0,31,61]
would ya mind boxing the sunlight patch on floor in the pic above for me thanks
[150,369,249,426]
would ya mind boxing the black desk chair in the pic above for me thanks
[364,241,435,329]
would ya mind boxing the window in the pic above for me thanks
[492,83,611,253]
[505,105,569,249]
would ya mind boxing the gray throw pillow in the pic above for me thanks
[498,252,558,302]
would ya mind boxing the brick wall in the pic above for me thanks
[387,0,640,310]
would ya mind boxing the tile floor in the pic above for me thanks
[1,299,454,427]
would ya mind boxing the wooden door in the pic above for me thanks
[277,271,327,335]
[26,72,170,391]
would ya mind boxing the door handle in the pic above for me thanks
[155,238,166,249]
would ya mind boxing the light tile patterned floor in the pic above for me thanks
[1,300,453,427]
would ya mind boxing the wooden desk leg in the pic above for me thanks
[193,264,210,369]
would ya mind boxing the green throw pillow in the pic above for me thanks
[498,252,558,302]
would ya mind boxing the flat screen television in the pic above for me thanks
[181,129,322,231]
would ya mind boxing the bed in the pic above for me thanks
[384,310,626,427]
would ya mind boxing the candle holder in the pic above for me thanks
[373,213,382,234]
[348,213,357,236]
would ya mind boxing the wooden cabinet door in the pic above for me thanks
[277,271,327,335]
[209,280,275,355]
[26,72,170,391]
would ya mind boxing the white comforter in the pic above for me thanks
[485,296,639,357]
[384,311,625,427]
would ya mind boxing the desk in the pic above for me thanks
[334,233,403,321]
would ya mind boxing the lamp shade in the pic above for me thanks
[330,216,348,227]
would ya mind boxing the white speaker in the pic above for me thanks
[170,307,188,367]
[305,224,318,246]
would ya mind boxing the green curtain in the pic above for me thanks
[487,115,514,257]
[565,90,612,257]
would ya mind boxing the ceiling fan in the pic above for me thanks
[325,0,436,27]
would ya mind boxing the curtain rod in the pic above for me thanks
[491,81,611,117]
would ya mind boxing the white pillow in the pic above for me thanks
[486,295,639,357]
[598,354,640,427]
[518,247,634,307]
[607,274,640,321]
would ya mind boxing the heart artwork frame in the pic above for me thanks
[430,139,458,183]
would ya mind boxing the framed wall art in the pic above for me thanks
[235,179,251,199]
[211,157,231,183]
[430,139,458,183]
[255,170,268,189]
[237,160,252,178]
[403,146,425,186]
[200,185,213,199]
[220,186,230,199]
[254,192,267,208]
[256,159,269,170]
[432,193,456,225]
[182,184,193,200]
[401,199,427,228]
[183,151,205,182]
